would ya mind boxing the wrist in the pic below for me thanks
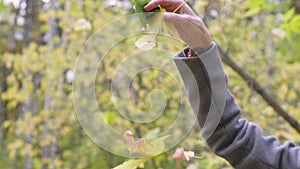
[187,44,212,57]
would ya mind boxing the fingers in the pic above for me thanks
[163,12,210,38]
[143,1,212,49]
[163,12,212,49]
[163,12,198,27]
[163,13,194,39]
[163,12,185,23]
[163,12,198,28]
[144,0,184,12]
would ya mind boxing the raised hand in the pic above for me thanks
[144,0,212,50]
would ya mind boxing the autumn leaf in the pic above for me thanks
[171,148,204,161]
[123,130,170,156]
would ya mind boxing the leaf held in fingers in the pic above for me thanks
[135,13,164,50]
[148,12,164,33]
[164,21,180,39]
[134,0,160,28]
[135,35,157,51]
[135,3,148,28]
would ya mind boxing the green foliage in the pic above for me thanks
[113,158,151,169]
[0,1,5,12]
[1,0,300,168]
[207,0,300,143]
[124,130,170,156]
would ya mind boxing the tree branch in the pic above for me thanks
[217,45,300,134]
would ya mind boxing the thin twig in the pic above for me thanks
[193,155,205,159]
[173,0,187,13]
[218,46,300,134]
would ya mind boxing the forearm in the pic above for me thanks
[173,43,300,169]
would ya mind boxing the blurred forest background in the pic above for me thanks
[0,0,300,168]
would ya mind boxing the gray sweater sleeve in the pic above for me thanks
[173,42,300,169]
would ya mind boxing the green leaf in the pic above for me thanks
[243,8,260,18]
[104,112,116,125]
[247,0,264,9]
[135,0,151,6]
[143,127,161,139]
[290,15,300,34]
[0,1,6,12]
[135,13,163,50]
[134,0,161,28]
[283,8,295,22]
[135,3,148,28]
[112,158,151,169]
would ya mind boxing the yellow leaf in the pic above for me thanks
[148,12,163,33]
[3,120,11,129]
[135,35,157,51]
[135,12,164,50]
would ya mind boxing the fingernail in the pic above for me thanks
[144,4,149,10]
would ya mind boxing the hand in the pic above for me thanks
[144,0,212,51]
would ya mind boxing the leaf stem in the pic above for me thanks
[173,0,188,13]
[193,155,205,159]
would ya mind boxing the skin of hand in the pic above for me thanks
[144,0,212,50]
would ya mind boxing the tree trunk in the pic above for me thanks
[0,0,22,146]
[17,0,41,168]
[292,0,300,14]
[41,1,61,168]
[24,0,40,47]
